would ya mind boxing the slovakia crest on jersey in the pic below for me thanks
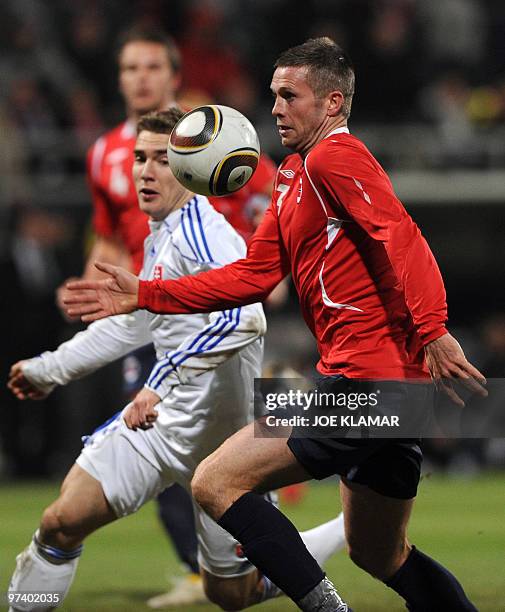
[153,264,163,280]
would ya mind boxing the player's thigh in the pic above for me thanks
[41,463,117,542]
[340,477,413,577]
[195,420,311,496]
[76,422,172,518]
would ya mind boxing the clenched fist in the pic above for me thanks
[124,387,161,431]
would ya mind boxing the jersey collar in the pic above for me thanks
[325,126,350,138]
[148,195,199,234]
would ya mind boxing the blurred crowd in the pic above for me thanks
[1,0,504,478]
[2,0,505,191]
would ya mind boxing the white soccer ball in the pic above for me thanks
[167,105,260,197]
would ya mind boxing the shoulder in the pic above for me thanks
[87,122,128,155]
[87,122,134,180]
[175,196,246,265]
[306,133,383,180]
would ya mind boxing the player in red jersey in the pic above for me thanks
[65,38,486,611]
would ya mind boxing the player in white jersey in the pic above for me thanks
[7,109,345,611]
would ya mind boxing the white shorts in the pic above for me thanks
[76,415,256,578]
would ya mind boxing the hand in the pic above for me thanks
[7,361,49,400]
[424,333,487,406]
[56,276,81,322]
[124,387,161,431]
[63,262,139,322]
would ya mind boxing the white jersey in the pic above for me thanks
[23,195,266,478]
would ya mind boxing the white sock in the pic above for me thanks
[260,513,346,602]
[8,533,81,611]
[300,512,346,567]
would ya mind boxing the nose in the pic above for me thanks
[272,96,284,117]
[141,158,155,180]
[136,65,150,84]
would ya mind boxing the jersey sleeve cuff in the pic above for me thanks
[420,327,448,346]
[138,280,152,310]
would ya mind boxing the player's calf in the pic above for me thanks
[202,569,264,611]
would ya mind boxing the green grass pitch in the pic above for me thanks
[1,474,503,611]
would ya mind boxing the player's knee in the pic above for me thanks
[348,539,406,580]
[40,501,85,547]
[192,459,223,518]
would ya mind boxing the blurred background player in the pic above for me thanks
[56,26,282,608]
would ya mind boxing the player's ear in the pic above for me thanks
[327,90,344,117]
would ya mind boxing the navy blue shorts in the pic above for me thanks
[287,376,427,499]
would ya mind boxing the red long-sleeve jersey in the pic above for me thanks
[87,121,147,273]
[139,129,448,379]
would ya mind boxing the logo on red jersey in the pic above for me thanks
[280,169,295,179]
[153,265,163,280]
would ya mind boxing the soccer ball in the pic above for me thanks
[167,105,260,197]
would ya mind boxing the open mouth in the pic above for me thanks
[139,188,159,199]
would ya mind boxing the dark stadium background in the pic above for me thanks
[0,2,504,610]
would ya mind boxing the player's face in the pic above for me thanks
[271,66,330,157]
[133,131,189,220]
[119,42,179,117]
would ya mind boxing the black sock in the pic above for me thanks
[218,492,325,602]
[156,484,199,574]
[386,546,477,611]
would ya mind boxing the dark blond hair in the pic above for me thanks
[136,108,184,136]
[275,37,355,118]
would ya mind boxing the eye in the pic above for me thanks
[134,153,144,162]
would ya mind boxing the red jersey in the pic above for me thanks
[87,121,147,273]
[139,129,448,379]
[88,121,276,273]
